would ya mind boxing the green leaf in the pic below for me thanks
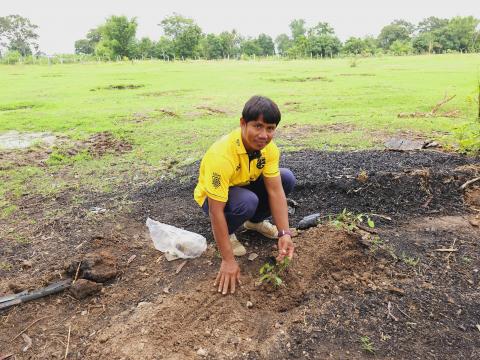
[367,218,375,228]
[274,276,283,286]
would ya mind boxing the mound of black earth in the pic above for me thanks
[131,150,479,238]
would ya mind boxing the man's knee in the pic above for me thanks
[235,191,259,219]
[280,168,296,195]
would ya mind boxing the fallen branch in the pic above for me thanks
[431,94,456,114]
[12,315,51,341]
[397,94,460,119]
[460,177,480,190]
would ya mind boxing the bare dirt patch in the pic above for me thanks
[339,73,376,77]
[91,84,145,91]
[268,76,332,83]
[139,89,194,97]
[276,123,357,141]
[196,105,227,115]
[1,150,479,359]
[0,104,37,112]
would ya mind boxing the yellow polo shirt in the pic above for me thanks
[194,128,280,206]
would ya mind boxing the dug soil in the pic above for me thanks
[1,150,479,359]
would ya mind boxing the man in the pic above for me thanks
[194,95,296,295]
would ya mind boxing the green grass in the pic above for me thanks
[0,54,479,216]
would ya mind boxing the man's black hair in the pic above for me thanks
[242,95,281,125]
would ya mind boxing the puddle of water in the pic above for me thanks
[0,131,57,150]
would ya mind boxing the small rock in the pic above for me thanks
[21,260,33,269]
[248,253,258,261]
[196,348,208,357]
[163,287,170,294]
[469,217,479,227]
[70,279,102,300]
[246,301,253,308]
[139,266,147,272]
[137,301,151,308]
[81,310,88,316]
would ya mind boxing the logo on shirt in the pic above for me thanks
[256,157,266,169]
[212,172,221,188]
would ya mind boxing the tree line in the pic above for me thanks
[1,13,479,62]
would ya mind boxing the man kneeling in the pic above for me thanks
[194,95,296,295]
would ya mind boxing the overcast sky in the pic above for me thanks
[3,0,480,54]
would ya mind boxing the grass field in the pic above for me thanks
[0,54,479,217]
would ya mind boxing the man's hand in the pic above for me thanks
[277,234,294,262]
[214,259,241,295]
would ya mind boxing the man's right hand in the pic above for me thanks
[214,259,241,295]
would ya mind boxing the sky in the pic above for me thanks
[2,0,480,54]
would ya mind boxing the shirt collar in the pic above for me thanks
[234,128,247,154]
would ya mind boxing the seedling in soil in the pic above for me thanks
[369,236,384,255]
[360,336,375,354]
[330,208,375,232]
[400,252,420,267]
[259,257,290,287]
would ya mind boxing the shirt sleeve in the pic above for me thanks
[203,154,234,202]
[263,142,280,178]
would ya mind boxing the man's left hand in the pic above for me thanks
[277,234,294,261]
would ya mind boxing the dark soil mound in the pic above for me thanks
[132,150,480,238]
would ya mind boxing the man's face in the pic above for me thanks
[240,116,277,152]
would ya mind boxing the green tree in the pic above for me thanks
[240,38,262,56]
[256,33,275,56]
[75,27,102,55]
[306,22,342,57]
[378,20,414,49]
[154,36,175,59]
[446,16,480,52]
[275,34,292,55]
[74,39,94,55]
[95,16,137,59]
[343,37,365,55]
[136,37,156,58]
[389,39,413,55]
[218,30,242,58]
[0,15,39,56]
[200,33,223,59]
[290,19,306,41]
[159,14,203,59]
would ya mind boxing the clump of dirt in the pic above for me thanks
[139,89,192,97]
[65,250,118,283]
[464,186,480,208]
[156,108,179,117]
[196,105,227,115]
[91,84,145,91]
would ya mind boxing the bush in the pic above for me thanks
[1,50,22,64]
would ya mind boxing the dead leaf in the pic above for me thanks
[175,260,187,274]
[22,333,32,352]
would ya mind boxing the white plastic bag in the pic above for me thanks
[146,218,207,259]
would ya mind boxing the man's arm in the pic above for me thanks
[264,176,294,261]
[208,197,241,295]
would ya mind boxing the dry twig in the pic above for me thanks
[64,325,71,359]
[175,260,188,274]
[12,316,51,341]
[387,302,399,322]
[460,177,480,190]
